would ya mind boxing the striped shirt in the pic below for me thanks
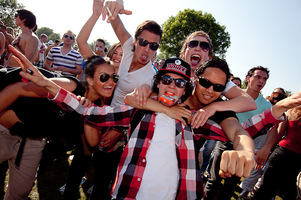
[46,47,82,76]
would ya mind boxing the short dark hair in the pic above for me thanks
[245,66,270,86]
[133,20,163,52]
[17,9,36,29]
[195,57,231,86]
[96,38,105,45]
[134,20,163,40]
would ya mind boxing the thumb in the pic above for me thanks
[120,9,132,15]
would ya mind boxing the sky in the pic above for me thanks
[17,0,301,97]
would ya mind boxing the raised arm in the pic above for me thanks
[77,0,104,60]
[103,0,132,45]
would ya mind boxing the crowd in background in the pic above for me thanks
[0,1,301,200]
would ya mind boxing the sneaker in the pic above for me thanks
[59,184,66,195]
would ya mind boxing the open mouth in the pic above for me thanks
[191,54,201,66]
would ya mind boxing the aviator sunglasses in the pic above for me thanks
[198,77,225,92]
[64,35,74,40]
[187,40,210,52]
[161,75,187,88]
[137,37,159,51]
[99,73,119,83]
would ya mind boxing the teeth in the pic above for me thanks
[192,55,200,58]
[104,86,112,89]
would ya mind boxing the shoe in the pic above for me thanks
[59,184,66,195]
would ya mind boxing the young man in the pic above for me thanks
[11,44,301,199]
[34,33,48,68]
[5,9,39,67]
[19,56,255,199]
[204,66,273,200]
[44,30,83,77]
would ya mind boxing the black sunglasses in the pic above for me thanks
[187,40,210,52]
[198,77,225,92]
[15,13,19,18]
[99,73,119,83]
[161,75,187,88]
[64,35,74,40]
[137,37,159,51]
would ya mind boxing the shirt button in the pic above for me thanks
[137,178,141,181]
[142,159,146,162]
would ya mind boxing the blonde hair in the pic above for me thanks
[180,31,213,59]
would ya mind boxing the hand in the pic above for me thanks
[93,0,104,17]
[254,147,269,170]
[99,129,123,149]
[132,84,152,106]
[219,150,255,178]
[8,45,49,88]
[164,105,192,127]
[102,0,132,22]
[191,104,216,129]
[77,96,93,107]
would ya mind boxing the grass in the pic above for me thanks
[1,140,94,200]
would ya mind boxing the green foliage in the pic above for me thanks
[48,32,61,42]
[160,9,231,59]
[0,0,24,28]
[36,27,53,38]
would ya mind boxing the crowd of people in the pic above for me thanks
[0,0,301,200]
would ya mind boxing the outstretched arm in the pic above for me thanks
[125,92,191,126]
[77,0,104,60]
[219,117,255,178]
[103,0,132,45]
[191,86,256,128]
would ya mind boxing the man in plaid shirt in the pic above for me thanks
[13,45,301,200]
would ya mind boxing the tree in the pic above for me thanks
[0,0,24,28]
[48,32,61,42]
[37,27,53,38]
[159,9,231,59]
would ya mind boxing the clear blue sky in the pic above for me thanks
[18,0,301,97]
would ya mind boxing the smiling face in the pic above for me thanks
[194,67,227,106]
[157,72,186,106]
[86,63,116,101]
[183,35,211,76]
[133,30,161,66]
[111,46,123,70]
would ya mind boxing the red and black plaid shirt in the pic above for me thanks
[51,88,284,199]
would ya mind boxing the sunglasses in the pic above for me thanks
[64,35,74,40]
[137,37,159,51]
[198,77,225,92]
[99,73,119,83]
[15,13,19,18]
[161,75,187,88]
[187,40,210,52]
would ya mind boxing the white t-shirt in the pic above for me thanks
[136,112,179,200]
[110,37,156,107]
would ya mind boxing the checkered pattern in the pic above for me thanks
[51,88,285,200]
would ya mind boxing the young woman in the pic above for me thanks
[0,51,118,199]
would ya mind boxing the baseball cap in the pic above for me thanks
[158,58,191,81]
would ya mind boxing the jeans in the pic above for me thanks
[254,146,301,200]
[204,141,240,200]
[90,146,124,200]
